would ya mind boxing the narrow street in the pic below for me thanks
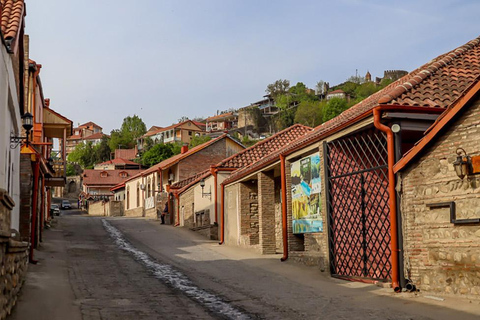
[10,210,480,320]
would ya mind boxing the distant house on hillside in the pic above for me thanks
[66,121,104,155]
[326,89,349,101]
[206,112,238,132]
[137,120,206,150]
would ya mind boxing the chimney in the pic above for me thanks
[181,143,189,154]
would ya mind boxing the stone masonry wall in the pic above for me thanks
[178,141,227,181]
[401,96,480,299]
[258,171,275,254]
[239,181,259,246]
[19,155,32,242]
[180,189,195,229]
[0,191,29,319]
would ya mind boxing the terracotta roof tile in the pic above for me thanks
[224,35,480,185]
[96,158,139,166]
[83,169,144,187]
[175,125,313,192]
[83,132,108,140]
[170,169,210,190]
[141,134,233,176]
[216,124,312,170]
[0,0,24,40]
[206,112,235,121]
[114,148,137,160]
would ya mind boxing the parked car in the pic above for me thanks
[61,200,71,209]
[50,204,60,216]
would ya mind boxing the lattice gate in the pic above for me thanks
[325,129,391,281]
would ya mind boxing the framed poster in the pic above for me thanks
[291,153,323,233]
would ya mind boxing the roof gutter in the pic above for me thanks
[210,166,219,224]
[280,154,288,261]
[219,183,225,244]
[373,106,402,292]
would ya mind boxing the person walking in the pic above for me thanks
[161,203,168,224]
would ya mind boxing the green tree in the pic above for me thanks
[322,97,348,123]
[265,79,290,98]
[141,143,180,167]
[189,135,211,148]
[109,115,147,150]
[294,100,323,127]
[67,142,96,169]
[94,135,112,163]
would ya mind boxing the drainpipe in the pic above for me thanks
[373,107,400,292]
[280,155,289,261]
[29,157,40,264]
[219,183,225,244]
[174,192,180,226]
[210,166,218,224]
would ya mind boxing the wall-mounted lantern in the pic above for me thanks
[453,148,472,179]
[10,112,33,149]
[199,178,211,199]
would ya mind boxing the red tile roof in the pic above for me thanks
[173,124,312,195]
[143,120,204,138]
[224,35,480,185]
[206,112,235,122]
[114,148,137,160]
[96,158,139,166]
[217,124,312,169]
[83,169,144,187]
[170,169,210,190]
[0,0,24,40]
[141,134,233,176]
[83,132,108,140]
[78,121,102,129]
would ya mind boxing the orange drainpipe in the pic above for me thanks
[219,183,225,244]
[174,192,180,226]
[280,155,289,261]
[373,107,400,292]
[29,157,40,264]
[210,166,218,224]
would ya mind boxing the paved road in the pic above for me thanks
[10,212,480,319]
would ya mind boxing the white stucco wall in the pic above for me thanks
[0,46,21,231]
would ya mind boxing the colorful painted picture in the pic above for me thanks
[291,153,323,233]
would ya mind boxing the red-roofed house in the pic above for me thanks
[219,35,480,295]
[137,120,206,150]
[82,169,144,200]
[94,158,143,170]
[170,124,312,241]
[120,134,244,221]
[66,121,104,155]
[206,112,238,132]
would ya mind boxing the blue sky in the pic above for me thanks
[26,0,480,133]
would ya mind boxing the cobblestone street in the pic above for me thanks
[10,212,480,320]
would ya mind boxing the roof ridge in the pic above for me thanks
[378,36,480,104]
[215,124,312,168]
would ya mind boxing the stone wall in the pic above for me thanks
[258,171,276,254]
[88,201,107,216]
[19,155,32,242]
[124,207,143,217]
[109,201,124,217]
[180,189,195,228]
[0,235,28,319]
[239,181,259,246]
[400,96,480,299]
[0,191,29,319]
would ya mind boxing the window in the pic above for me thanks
[189,131,192,136]
[100,171,108,178]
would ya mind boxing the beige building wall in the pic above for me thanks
[224,184,240,246]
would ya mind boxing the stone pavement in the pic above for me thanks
[8,215,480,320]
